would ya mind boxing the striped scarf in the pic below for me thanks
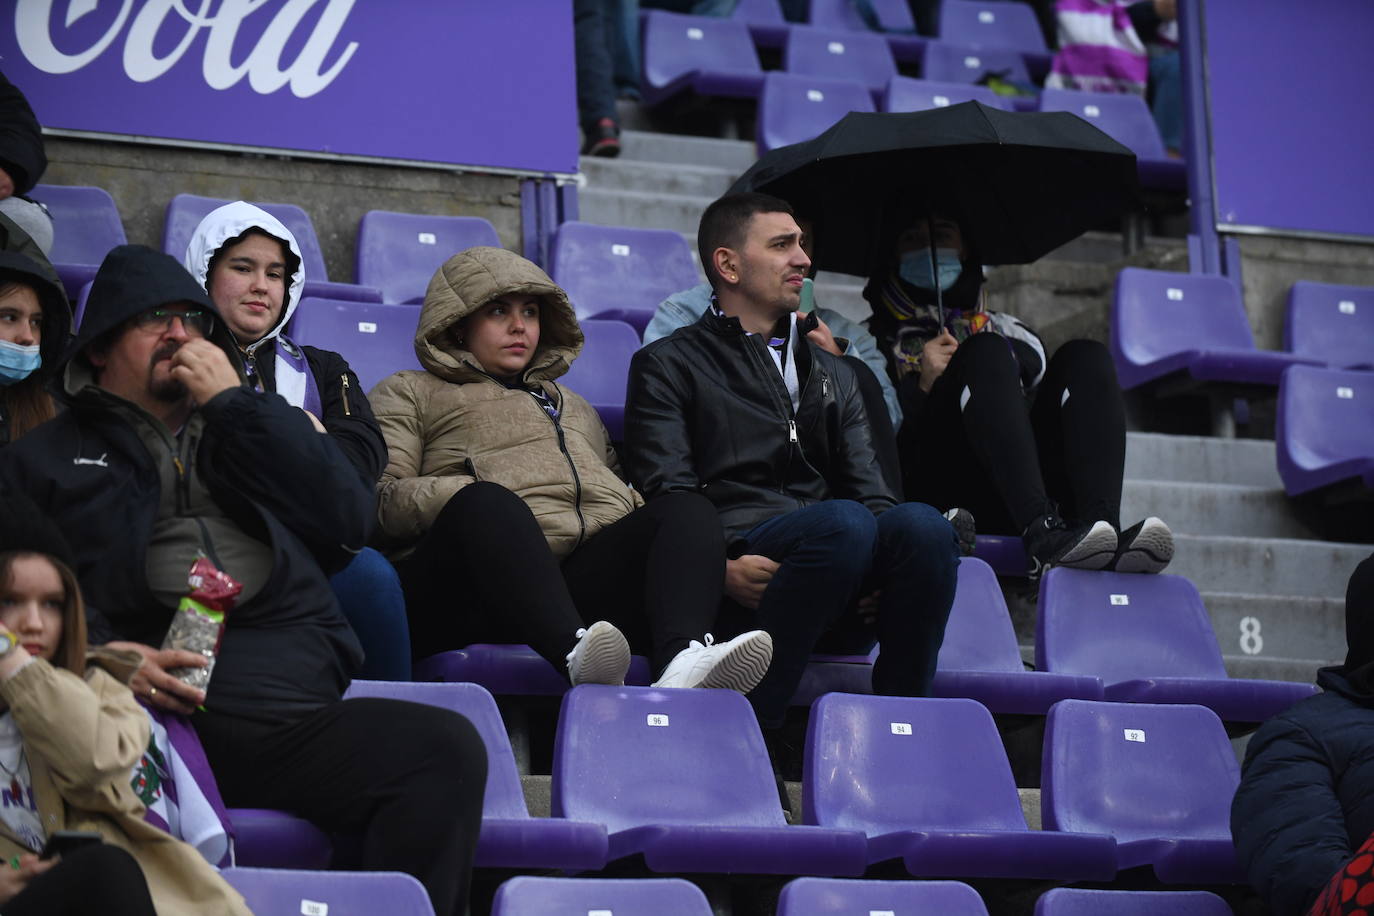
[1044,0,1148,96]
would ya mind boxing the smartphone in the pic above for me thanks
[40,830,102,860]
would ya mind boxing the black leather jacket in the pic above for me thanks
[625,308,895,544]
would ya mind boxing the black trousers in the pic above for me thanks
[398,483,726,675]
[193,698,486,916]
[901,335,1127,534]
[5,844,155,916]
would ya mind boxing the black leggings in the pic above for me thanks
[4,844,155,916]
[397,482,726,675]
[900,335,1126,534]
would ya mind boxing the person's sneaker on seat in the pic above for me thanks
[565,620,632,686]
[581,117,621,157]
[944,507,977,557]
[651,630,774,692]
[1023,514,1117,577]
[1112,516,1174,574]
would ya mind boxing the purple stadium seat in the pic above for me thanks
[971,533,1029,575]
[163,193,382,303]
[1284,280,1374,370]
[356,211,500,305]
[492,876,711,916]
[414,644,653,696]
[72,280,93,332]
[732,0,790,47]
[784,26,897,102]
[1036,568,1317,723]
[778,877,990,915]
[286,298,422,394]
[641,11,766,106]
[758,72,876,153]
[920,39,1029,85]
[1038,88,1185,191]
[1035,887,1234,916]
[548,221,701,332]
[884,75,1011,112]
[1042,700,1246,884]
[1277,365,1374,498]
[343,680,608,870]
[1110,268,1323,392]
[559,318,640,440]
[32,183,128,299]
[552,685,869,876]
[223,868,433,916]
[940,0,1047,53]
[809,0,916,32]
[226,809,332,869]
[804,693,1117,881]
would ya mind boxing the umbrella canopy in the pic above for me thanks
[729,101,1142,276]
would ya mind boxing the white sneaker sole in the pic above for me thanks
[568,621,631,686]
[1055,520,1119,571]
[698,630,774,693]
[1115,517,1175,574]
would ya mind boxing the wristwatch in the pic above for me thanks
[0,632,18,657]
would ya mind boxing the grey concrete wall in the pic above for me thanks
[1237,234,1374,350]
[40,137,525,284]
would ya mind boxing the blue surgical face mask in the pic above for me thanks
[0,339,41,386]
[898,248,964,291]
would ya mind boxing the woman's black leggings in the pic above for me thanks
[900,335,1126,535]
[397,482,726,675]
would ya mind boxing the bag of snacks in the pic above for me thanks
[161,556,240,695]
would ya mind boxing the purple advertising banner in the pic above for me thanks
[1,0,580,176]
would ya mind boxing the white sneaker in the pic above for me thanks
[565,621,631,686]
[652,630,774,693]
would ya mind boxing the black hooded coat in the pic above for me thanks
[0,247,70,445]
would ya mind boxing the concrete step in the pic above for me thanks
[618,129,757,171]
[579,155,738,200]
[1121,479,1319,540]
[1169,533,1368,599]
[1223,654,1328,685]
[1203,591,1346,666]
[578,187,713,237]
[1123,432,1282,488]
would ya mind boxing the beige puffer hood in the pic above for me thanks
[415,246,583,384]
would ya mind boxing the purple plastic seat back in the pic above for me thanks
[343,680,528,819]
[784,26,897,95]
[758,72,876,152]
[733,0,790,46]
[1035,887,1234,915]
[808,0,916,32]
[226,809,332,869]
[937,557,1025,672]
[287,298,422,394]
[552,685,786,831]
[32,183,126,276]
[1036,567,1229,682]
[921,40,1029,84]
[1277,365,1374,496]
[223,867,434,916]
[164,193,329,281]
[1285,280,1374,369]
[940,0,1047,52]
[642,11,764,103]
[804,693,1029,833]
[73,280,93,332]
[549,221,700,323]
[492,876,712,916]
[1042,700,1239,845]
[1039,88,1168,160]
[356,211,500,305]
[779,877,990,915]
[885,75,1010,112]
[558,318,639,441]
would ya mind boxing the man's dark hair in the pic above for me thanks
[697,192,794,290]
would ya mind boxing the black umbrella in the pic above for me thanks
[729,101,1142,279]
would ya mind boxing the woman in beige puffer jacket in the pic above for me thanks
[371,247,772,691]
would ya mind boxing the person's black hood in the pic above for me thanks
[0,248,70,382]
[1320,554,1374,704]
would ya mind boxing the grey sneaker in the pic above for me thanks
[1112,517,1175,574]
[564,621,631,686]
[1023,515,1118,577]
[651,631,774,693]
[944,507,977,556]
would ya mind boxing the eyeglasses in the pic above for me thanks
[132,307,215,338]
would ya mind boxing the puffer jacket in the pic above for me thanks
[371,246,641,560]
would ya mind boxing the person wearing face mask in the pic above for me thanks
[0,250,68,447]
[863,215,1173,576]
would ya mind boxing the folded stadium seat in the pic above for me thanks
[1111,268,1323,393]
[355,210,500,305]
[792,557,1104,712]
[414,644,653,695]
[783,25,898,106]
[227,808,333,869]
[731,0,791,48]
[640,11,767,107]
[804,693,1118,881]
[1042,699,1246,884]
[1285,280,1374,370]
[757,71,875,153]
[884,74,1011,112]
[31,183,128,299]
[72,280,93,331]
[938,0,1053,78]
[806,0,926,64]
[1037,88,1186,192]
[1277,365,1374,498]
[919,40,1036,110]
[343,680,608,870]
[558,318,640,441]
[778,876,990,915]
[971,532,1029,575]
[1036,567,1317,723]
[548,221,701,336]
[222,867,433,916]
[162,193,382,303]
[492,876,711,916]
[1034,887,1234,916]
[552,685,869,876]
[286,298,423,394]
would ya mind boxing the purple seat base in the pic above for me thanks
[1138,158,1188,192]
[415,644,653,696]
[476,817,609,870]
[609,823,868,876]
[303,279,383,303]
[228,808,332,869]
[645,70,766,107]
[869,827,1118,881]
[1127,348,1324,390]
[933,669,1104,715]
[1116,836,1245,884]
[972,535,1029,576]
[1103,677,1318,723]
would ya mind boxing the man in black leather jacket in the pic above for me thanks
[625,192,960,730]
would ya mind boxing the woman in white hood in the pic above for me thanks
[184,202,411,679]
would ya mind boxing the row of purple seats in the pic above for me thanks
[548,220,699,333]
[355,209,501,305]
[1284,280,1374,371]
[30,183,127,299]
[1038,87,1185,191]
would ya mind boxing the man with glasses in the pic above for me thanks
[0,245,488,916]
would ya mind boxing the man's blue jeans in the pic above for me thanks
[736,500,959,727]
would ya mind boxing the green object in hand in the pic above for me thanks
[799,277,814,314]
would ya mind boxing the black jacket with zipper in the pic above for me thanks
[625,308,896,544]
